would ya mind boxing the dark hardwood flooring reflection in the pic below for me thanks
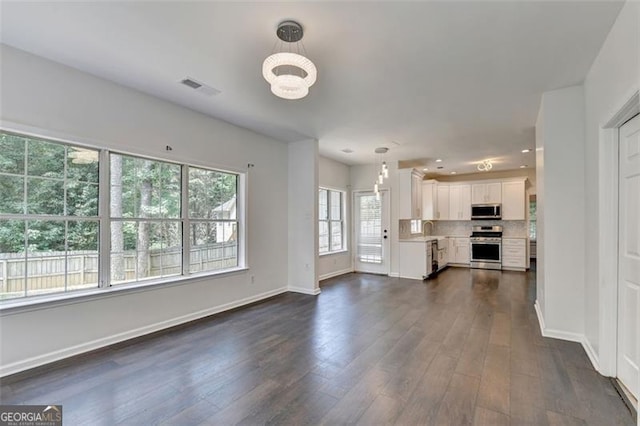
[0,266,633,425]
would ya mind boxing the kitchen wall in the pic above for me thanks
[318,156,353,280]
[432,220,528,238]
[0,45,293,376]
[583,0,639,373]
[433,168,537,195]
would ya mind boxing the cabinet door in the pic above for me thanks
[398,169,413,219]
[459,185,471,220]
[422,182,436,220]
[471,184,486,204]
[412,172,423,218]
[502,181,525,220]
[436,185,450,220]
[486,183,502,204]
[455,238,470,264]
[449,185,461,220]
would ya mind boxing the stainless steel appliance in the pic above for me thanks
[470,225,502,270]
[471,204,502,220]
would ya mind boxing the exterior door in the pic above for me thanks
[617,113,640,400]
[354,191,390,274]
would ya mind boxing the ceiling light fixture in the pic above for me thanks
[520,165,527,168]
[450,171,457,175]
[477,159,493,172]
[435,158,443,163]
[262,21,317,100]
[521,149,531,153]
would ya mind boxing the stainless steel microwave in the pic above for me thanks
[471,204,501,220]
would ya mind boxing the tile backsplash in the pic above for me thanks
[429,220,528,238]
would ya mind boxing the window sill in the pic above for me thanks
[320,249,348,257]
[0,266,249,316]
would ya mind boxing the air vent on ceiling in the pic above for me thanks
[341,148,354,154]
[180,77,221,96]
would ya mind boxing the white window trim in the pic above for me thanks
[0,126,248,307]
[319,187,347,255]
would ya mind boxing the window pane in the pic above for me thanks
[0,133,25,174]
[189,221,237,273]
[27,139,65,178]
[27,177,64,215]
[319,189,328,220]
[67,147,99,183]
[0,175,24,214]
[67,221,99,290]
[319,221,329,253]
[0,220,26,300]
[331,221,343,251]
[26,220,66,297]
[66,181,98,216]
[188,168,237,220]
[330,191,342,220]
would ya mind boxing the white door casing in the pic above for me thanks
[617,114,640,400]
[354,190,390,275]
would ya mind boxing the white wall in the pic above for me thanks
[535,85,586,339]
[0,45,292,375]
[583,0,639,372]
[288,139,320,294]
[535,108,546,319]
[318,156,353,280]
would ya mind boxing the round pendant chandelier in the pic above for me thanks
[262,21,317,100]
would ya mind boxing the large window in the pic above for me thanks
[529,196,537,241]
[0,131,243,301]
[319,188,345,254]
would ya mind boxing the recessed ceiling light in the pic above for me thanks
[522,149,531,153]
[450,171,456,175]
[423,168,429,172]
[520,165,527,168]
[435,159,443,163]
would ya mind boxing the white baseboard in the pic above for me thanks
[0,287,288,377]
[288,286,321,295]
[319,268,353,281]
[388,272,400,278]
[534,300,600,372]
[581,337,601,372]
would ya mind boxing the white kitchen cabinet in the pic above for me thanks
[449,237,470,264]
[449,184,471,220]
[471,182,502,204]
[422,180,437,220]
[501,180,526,220]
[398,168,424,219]
[502,238,527,270]
[398,240,431,280]
[436,184,450,220]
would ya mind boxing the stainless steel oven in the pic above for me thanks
[470,225,502,270]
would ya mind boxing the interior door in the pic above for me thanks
[354,190,390,274]
[617,113,640,400]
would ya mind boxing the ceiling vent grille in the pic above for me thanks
[180,77,221,96]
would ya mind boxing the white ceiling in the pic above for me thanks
[0,1,624,175]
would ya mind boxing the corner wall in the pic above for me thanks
[0,45,290,375]
[318,156,353,280]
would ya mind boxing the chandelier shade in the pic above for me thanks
[263,21,317,100]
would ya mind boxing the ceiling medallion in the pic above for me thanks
[262,21,317,100]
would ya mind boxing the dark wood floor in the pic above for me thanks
[0,266,634,425]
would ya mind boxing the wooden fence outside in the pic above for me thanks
[0,242,237,298]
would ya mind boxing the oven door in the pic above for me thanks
[470,241,501,263]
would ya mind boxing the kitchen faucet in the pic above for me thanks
[423,220,434,236]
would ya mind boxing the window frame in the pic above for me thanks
[318,187,346,255]
[0,127,247,308]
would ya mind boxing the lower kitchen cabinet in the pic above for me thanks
[502,238,527,270]
[448,237,470,265]
[398,241,431,280]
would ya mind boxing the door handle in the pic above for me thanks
[383,235,388,239]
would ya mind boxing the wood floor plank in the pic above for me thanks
[0,264,634,426]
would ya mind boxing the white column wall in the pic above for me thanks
[535,85,586,339]
[287,139,320,294]
[0,45,290,375]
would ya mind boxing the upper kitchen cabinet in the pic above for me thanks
[436,184,450,220]
[471,182,502,204]
[449,184,471,220]
[398,168,424,219]
[501,179,526,220]
[422,180,437,220]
